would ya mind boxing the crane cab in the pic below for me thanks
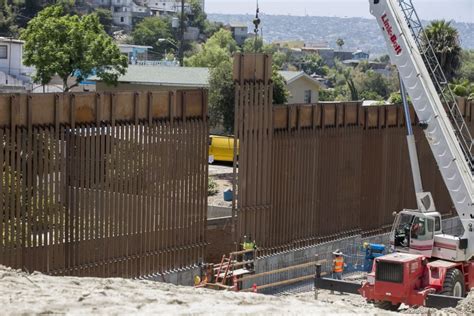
[391,210,469,262]
[390,210,440,258]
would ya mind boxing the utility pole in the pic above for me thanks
[179,0,185,66]
[253,0,260,53]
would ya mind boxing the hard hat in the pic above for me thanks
[333,249,343,256]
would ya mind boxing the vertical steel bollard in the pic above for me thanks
[314,263,321,300]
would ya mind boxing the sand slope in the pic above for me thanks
[1,265,395,315]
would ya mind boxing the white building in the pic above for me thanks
[118,44,153,64]
[90,0,206,25]
[111,0,150,27]
[0,37,33,86]
[89,0,150,28]
[140,0,205,16]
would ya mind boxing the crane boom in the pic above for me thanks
[369,0,474,259]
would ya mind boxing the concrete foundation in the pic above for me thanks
[143,217,464,289]
[208,206,232,219]
[142,265,201,286]
[245,216,464,291]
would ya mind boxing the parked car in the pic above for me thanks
[208,135,238,163]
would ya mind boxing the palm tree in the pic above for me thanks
[336,38,345,50]
[423,20,461,82]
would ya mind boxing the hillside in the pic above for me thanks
[208,14,474,55]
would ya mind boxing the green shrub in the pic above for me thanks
[208,177,218,196]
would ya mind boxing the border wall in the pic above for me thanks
[233,53,473,256]
[0,90,208,279]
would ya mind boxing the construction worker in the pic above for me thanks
[194,275,201,286]
[242,235,256,270]
[204,264,214,284]
[411,222,420,239]
[332,249,345,279]
[331,249,345,294]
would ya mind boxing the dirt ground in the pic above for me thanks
[1,266,471,315]
[0,266,389,315]
[287,272,470,315]
[295,289,470,315]
[208,163,233,208]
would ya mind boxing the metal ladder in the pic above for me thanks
[397,0,474,171]
[214,254,235,285]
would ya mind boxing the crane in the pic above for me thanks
[374,0,474,260]
[357,0,474,309]
[316,0,474,310]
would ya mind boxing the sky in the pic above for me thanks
[205,0,474,23]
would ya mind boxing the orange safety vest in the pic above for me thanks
[333,256,344,273]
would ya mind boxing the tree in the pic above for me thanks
[186,45,230,68]
[55,0,77,14]
[209,60,234,132]
[242,37,276,54]
[273,51,288,70]
[423,20,462,82]
[332,61,359,101]
[205,29,238,53]
[188,0,207,33]
[21,5,128,91]
[450,79,474,99]
[336,38,344,50]
[131,17,173,55]
[272,67,289,104]
[379,54,390,64]
[202,20,223,39]
[353,68,390,100]
[191,30,288,131]
[458,50,474,82]
[388,92,403,104]
[301,54,329,76]
[14,0,43,28]
[0,0,18,37]
[94,8,113,35]
[185,29,237,68]
[243,37,263,53]
[209,61,289,132]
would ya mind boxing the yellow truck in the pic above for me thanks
[208,135,238,163]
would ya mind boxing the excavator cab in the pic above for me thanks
[391,210,435,258]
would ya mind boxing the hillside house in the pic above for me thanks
[91,67,319,105]
[90,0,150,28]
[118,44,152,64]
[279,71,321,104]
[0,37,34,89]
[228,23,249,45]
[352,50,370,60]
[136,0,205,16]
[91,65,209,91]
[283,44,355,68]
[112,0,150,28]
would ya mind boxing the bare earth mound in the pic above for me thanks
[1,266,471,315]
[1,265,390,315]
